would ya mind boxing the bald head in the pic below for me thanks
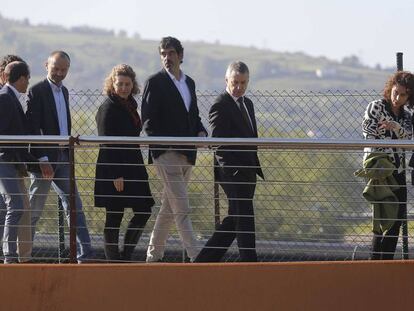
[48,50,71,64]
[46,50,71,84]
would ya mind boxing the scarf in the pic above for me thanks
[111,94,141,129]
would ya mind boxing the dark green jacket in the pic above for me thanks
[355,153,399,234]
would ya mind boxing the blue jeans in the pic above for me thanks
[0,160,32,263]
[0,194,6,250]
[29,150,92,262]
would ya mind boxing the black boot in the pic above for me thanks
[121,226,143,262]
[103,228,120,262]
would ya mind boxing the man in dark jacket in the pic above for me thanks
[0,61,52,263]
[195,61,264,262]
[26,51,92,263]
[0,54,25,258]
[141,37,207,262]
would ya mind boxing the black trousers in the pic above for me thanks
[104,205,151,260]
[196,168,257,262]
[371,172,407,260]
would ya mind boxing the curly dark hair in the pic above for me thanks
[383,71,414,108]
[103,64,139,96]
[0,55,24,85]
[0,54,24,74]
[158,36,184,63]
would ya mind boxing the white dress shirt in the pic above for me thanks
[47,78,68,136]
[5,83,23,104]
[166,70,191,112]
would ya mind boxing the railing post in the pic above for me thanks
[396,52,403,71]
[396,51,409,260]
[57,198,65,263]
[213,159,220,230]
[68,136,77,263]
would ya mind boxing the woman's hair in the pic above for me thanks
[103,64,139,96]
[383,71,414,108]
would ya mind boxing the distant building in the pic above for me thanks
[315,67,337,79]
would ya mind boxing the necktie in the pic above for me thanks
[237,97,253,133]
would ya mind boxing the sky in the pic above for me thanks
[2,0,414,70]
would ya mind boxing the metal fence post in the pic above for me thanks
[57,198,65,263]
[68,136,77,263]
[396,51,409,260]
[213,159,220,230]
[396,52,403,71]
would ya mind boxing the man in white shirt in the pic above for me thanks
[0,61,52,263]
[26,51,93,263]
[0,54,27,261]
[142,37,207,262]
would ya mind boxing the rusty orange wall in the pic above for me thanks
[0,261,413,311]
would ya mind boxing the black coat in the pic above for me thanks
[94,96,155,209]
[0,85,39,173]
[141,69,207,165]
[209,92,264,180]
[26,79,71,163]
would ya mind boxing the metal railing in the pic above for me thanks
[1,135,413,262]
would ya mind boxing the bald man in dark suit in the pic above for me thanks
[26,51,92,262]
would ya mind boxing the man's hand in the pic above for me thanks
[39,162,54,180]
[113,177,124,192]
[197,131,208,148]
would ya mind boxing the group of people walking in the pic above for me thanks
[0,36,263,263]
[0,35,412,264]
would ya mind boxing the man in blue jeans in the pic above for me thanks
[0,61,54,263]
[26,51,93,262]
[0,54,26,258]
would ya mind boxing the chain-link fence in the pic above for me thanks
[70,89,378,139]
[9,90,414,262]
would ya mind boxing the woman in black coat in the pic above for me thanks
[94,64,154,261]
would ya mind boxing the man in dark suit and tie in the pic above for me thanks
[0,61,52,263]
[141,36,207,262]
[195,61,264,262]
[26,51,93,263]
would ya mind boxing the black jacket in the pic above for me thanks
[26,79,71,163]
[94,96,154,209]
[209,91,264,180]
[141,69,206,165]
[0,85,39,172]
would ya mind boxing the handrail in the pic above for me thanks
[0,135,71,144]
[1,135,414,150]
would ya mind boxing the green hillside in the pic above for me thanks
[0,14,392,91]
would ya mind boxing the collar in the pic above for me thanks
[47,78,63,92]
[166,69,186,83]
[226,90,243,104]
[5,83,21,98]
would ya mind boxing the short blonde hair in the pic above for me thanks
[103,64,139,96]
